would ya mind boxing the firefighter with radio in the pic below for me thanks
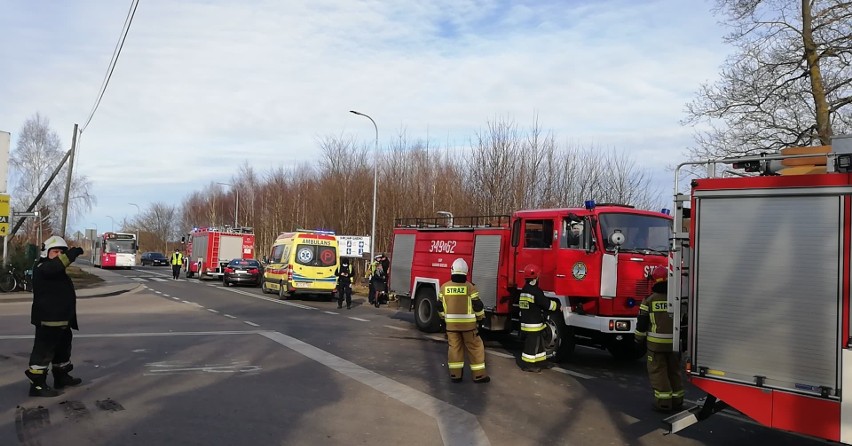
[170,248,183,280]
[438,258,490,383]
[635,265,684,412]
[25,236,85,397]
[519,264,560,373]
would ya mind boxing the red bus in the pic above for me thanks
[93,232,137,269]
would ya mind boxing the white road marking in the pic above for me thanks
[552,367,595,380]
[348,317,370,322]
[131,277,146,281]
[260,331,490,446]
[485,350,514,359]
[324,311,339,315]
[207,309,219,313]
[172,297,180,300]
[243,321,260,327]
[220,287,317,310]
[224,314,237,319]
[384,325,407,331]
[150,277,168,282]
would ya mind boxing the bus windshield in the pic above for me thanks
[598,213,671,253]
[106,240,135,253]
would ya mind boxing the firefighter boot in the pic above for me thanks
[25,369,60,397]
[52,364,83,389]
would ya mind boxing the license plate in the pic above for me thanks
[236,270,245,274]
[294,281,311,287]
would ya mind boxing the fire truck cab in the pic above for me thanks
[389,204,671,360]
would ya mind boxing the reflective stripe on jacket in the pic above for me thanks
[519,282,556,332]
[635,291,674,352]
[438,281,483,332]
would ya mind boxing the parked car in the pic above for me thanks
[223,259,262,287]
[140,252,168,266]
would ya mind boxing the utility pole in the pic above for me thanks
[60,124,79,237]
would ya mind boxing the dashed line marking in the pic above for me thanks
[243,321,260,327]
[162,294,170,297]
[348,317,370,322]
[323,311,339,315]
[172,297,180,300]
[224,314,237,319]
[207,309,219,314]
[384,325,407,331]
[485,350,514,359]
[551,367,595,380]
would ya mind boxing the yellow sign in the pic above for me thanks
[0,194,9,236]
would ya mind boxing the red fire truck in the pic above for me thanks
[184,227,255,279]
[665,135,852,444]
[389,204,672,360]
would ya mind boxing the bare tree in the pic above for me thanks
[684,0,852,158]
[9,113,95,241]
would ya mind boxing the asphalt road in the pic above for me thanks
[0,264,827,446]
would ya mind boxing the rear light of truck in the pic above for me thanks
[609,320,631,331]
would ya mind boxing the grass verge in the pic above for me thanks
[67,266,105,289]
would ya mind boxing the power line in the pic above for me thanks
[81,0,140,133]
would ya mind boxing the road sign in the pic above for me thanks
[336,235,370,258]
[0,194,9,236]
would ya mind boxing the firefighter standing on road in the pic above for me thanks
[170,248,183,280]
[25,236,85,397]
[438,258,490,383]
[335,257,354,310]
[635,265,684,412]
[518,264,560,373]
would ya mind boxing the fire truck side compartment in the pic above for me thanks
[693,191,841,395]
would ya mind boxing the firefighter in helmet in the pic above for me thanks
[635,265,684,412]
[438,258,490,383]
[519,264,560,372]
[26,236,85,397]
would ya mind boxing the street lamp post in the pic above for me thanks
[349,110,378,258]
[217,182,239,229]
[106,215,115,232]
[129,203,141,253]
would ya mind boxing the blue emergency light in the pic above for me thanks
[584,200,596,210]
[661,208,671,215]
[626,298,637,308]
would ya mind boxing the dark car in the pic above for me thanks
[223,259,262,287]
[140,252,168,266]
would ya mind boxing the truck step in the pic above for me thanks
[663,405,700,435]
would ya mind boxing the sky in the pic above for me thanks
[0,0,729,235]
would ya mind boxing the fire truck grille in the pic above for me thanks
[618,279,653,300]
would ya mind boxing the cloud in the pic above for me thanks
[0,0,726,230]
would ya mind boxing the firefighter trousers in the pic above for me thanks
[647,351,684,411]
[29,325,73,369]
[446,330,487,381]
[521,330,547,366]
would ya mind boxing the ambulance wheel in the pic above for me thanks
[261,280,270,294]
[608,336,644,361]
[414,287,442,333]
[544,315,575,362]
[278,282,289,300]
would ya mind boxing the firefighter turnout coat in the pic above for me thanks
[438,280,488,381]
[519,281,558,366]
[635,290,684,410]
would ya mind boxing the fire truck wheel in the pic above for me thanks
[544,315,575,362]
[414,287,442,333]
